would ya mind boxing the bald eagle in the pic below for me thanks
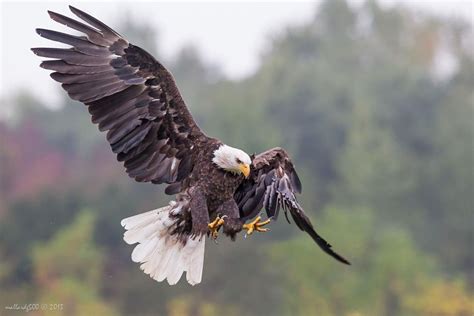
[32,6,350,286]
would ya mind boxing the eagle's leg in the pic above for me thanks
[208,216,225,240]
[216,199,243,240]
[243,216,271,235]
[189,187,210,238]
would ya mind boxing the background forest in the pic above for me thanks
[1,1,473,315]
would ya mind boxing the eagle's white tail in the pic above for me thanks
[120,202,205,286]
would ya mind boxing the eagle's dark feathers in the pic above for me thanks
[235,148,350,265]
[33,7,208,192]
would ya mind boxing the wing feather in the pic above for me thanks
[40,60,111,74]
[33,6,209,189]
[47,10,113,46]
[235,147,350,265]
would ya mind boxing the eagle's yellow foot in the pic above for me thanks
[208,216,225,239]
[243,216,271,235]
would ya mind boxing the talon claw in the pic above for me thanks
[243,216,271,236]
[257,219,271,227]
[208,216,225,240]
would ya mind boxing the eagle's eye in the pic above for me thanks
[235,158,242,164]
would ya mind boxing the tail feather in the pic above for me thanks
[121,202,205,286]
[121,209,158,230]
[142,239,163,277]
[186,238,205,285]
[123,221,161,245]
[154,239,178,282]
[158,242,183,284]
[131,236,158,263]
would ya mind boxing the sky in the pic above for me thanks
[0,0,472,110]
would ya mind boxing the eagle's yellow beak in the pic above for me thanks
[239,163,250,178]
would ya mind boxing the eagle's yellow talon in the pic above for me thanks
[257,219,271,227]
[208,216,225,239]
[243,216,271,235]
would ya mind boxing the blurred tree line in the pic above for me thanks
[0,1,472,315]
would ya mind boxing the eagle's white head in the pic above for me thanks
[212,144,251,178]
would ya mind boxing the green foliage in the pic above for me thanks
[333,100,417,211]
[166,295,240,316]
[270,207,469,316]
[403,279,474,316]
[31,211,117,315]
[32,211,103,287]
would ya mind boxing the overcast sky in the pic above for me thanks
[0,0,472,109]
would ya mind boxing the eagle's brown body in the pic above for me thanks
[174,138,247,239]
[33,6,349,286]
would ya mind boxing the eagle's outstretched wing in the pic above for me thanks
[234,147,350,265]
[32,6,208,192]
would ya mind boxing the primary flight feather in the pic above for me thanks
[32,6,350,286]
